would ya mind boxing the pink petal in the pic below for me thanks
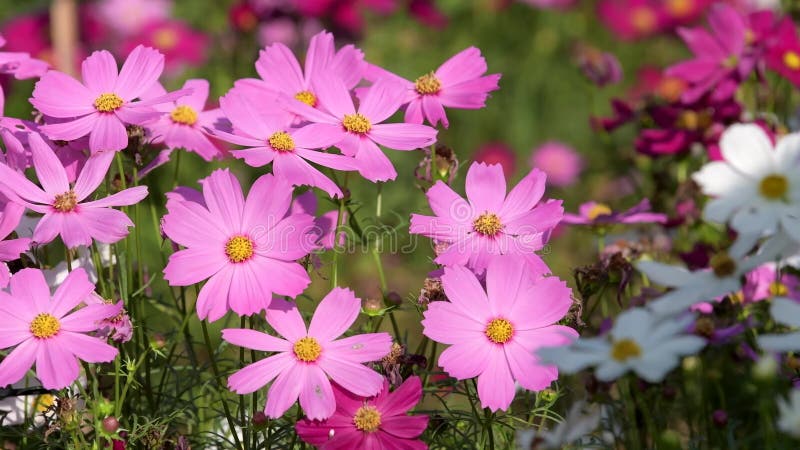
[231,147,276,167]
[10,268,51,312]
[31,213,63,246]
[318,356,384,397]
[258,259,311,297]
[422,95,448,128]
[222,328,291,353]
[228,263,273,316]
[327,333,392,363]
[291,123,346,150]
[228,352,294,395]
[30,71,94,118]
[368,123,437,150]
[440,265,492,319]
[299,365,336,420]
[438,342,491,379]
[308,287,360,342]
[404,98,424,124]
[60,303,121,332]
[114,45,164,100]
[164,247,227,285]
[485,256,531,315]
[81,50,118,95]
[58,332,118,363]
[377,376,423,417]
[40,114,97,142]
[59,213,94,248]
[476,346,514,412]
[499,168,546,220]
[241,173,292,234]
[35,338,80,389]
[177,79,209,111]
[201,169,245,233]
[0,328,29,348]
[0,339,38,387]
[29,133,69,195]
[354,138,397,182]
[708,4,745,56]
[89,113,128,152]
[255,213,318,261]
[0,238,29,262]
[408,214,463,241]
[50,268,93,318]
[438,75,500,109]
[358,79,405,124]
[72,207,134,245]
[465,162,506,213]
[330,43,366,89]
[73,150,115,201]
[677,27,725,61]
[219,92,271,140]
[422,302,485,345]
[311,75,356,118]
[196,267,235,322]
[161,197,227,248]
[436,47,488,86]
[255,43,305,94]
[295,147,359,171]
[512,278,573,330]
[503,200,563,236]
[265,362,304,418]
[426,181,471,223]
[265,298,308,342]
[504,339,556,392]
[303,31,333,83]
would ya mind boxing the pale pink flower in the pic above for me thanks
[0,133,148,249]
[0,268,121,389]
[223,288,392,420]
[530,141,584,188]
[92,0,172,37]
[422,259,577,411]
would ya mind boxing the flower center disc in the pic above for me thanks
[295,90,317,107]
[268,131,295,152]
[225,236,254,263]
[293,336,322,362]
[53,190,78,212]
[769,282,789,297]
[485,318,514,344]
[710,252,736,278]
[760,174,788,200]
[611,338,642,362]
[94,93,124,112]
[473,213,503,236]
[170,105,198,125]
[353,405,382,432]
[587,203,612,220]
[666,0,691,17]
[342,114,371,134]
[414,72,442,95]
[30,313,61,339]
[631,7,657,33]
[784,51,800,71]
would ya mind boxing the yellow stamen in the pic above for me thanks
[32,394,55,413]
[784,51,800,71]
[268,131,295,152]
[30,313,60,339]
[153,28,178,50]
[666,0,692,17]
[295,90,317,107]
[53,190,78,212]
[293,336,322,362]
[170,105,198,125]
[710,252,736,278]
[631,7,657,33]
[723,55,739,69]
[759,174,788,200]
[353,405,382,432]
[414,72,442,95]
[769,282,789,297]
[225,236,254,263]
[586,203,612,220]
[473,213,502,236]
[342,114,371,134]
[611,338,642,362]
[676,110,712,131]
[94,93,124,112]
[485,318,514,344]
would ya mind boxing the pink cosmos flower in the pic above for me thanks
[665,4,754,103]
[31,45,186,153]
[742,264,800,303]
[120,20,209,74]
[234,30,365,112]
[141,79,225,162]
[162,169,317,322]
[0,133,148,249]
[365,47,501,128]
[285,78,438,182]
[85,293,133,343]
[92,0,172,37]
[598,0,666,41]
[0,193,30,288]
[562,199,667,225]
[422,259,577,411]
[410,162,562,274]
[0,268,121,390]
[765,17,800,88]
[530,141,583,188]
[473,141,515,179]
[296,376,428,449]
[0,34,49,113]
[213,92,357,198]
[223,288,392,420]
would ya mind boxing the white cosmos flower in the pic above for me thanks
[758,297,800,352]
[537,308,706,383]
[777,389,800,439]
[692,124,800,241]
[636,233,792,317]
[516,400,610,449]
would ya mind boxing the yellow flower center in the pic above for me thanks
[53,190,78,212]
[784,51,800,71]
[225,236,254,263]
[153,28,178,50]
[268,131,295,152]
[631,7,657,33]
[769,281,789,297]
[353,405,382,432]
[723,55,739,69]
[293,336,322,362]
[32,394,55,413]
[472,213,502,236]
[170,105,198,125]
[666,0,691,17]
[657,77,687,103]
[710,252,736,278]
[295,90,317,107]
[676,110,712,131]
[760,174,788,200]
[94,93,124,112]
[484,318,514,344]
[30,313,61,339]
[611,338,642,362]
[342,113,371,134]
[586,203,612,220]
[414,72,442,95]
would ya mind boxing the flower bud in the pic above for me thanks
[102,416,120,434]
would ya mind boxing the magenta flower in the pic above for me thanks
[296,376,428,449]
[410,162,562,274]
[530,141,584,188]
[223,288,392,420]
[598,0,666,41]
[285,78,438,182]
[0,268,121,390]
[0,133,148,249]
[562,199,667,225]
[765,17,800,88]
[473,141,516,179]
[31,45,185,153]
[365,47,500,128]
[0,34,49,80]
[120,20,209,74]
[92,0,172,37]
[214,92,357,198]
[141,79,225,162]
[162,169,317,322]
[665,4,754,103]
[0,194,30,288]
[422,259,577,411]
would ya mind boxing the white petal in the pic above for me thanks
[720,124,776,176]
[758,332,800,352]
[771,297,800,327]
[692,161,751,197]
[636,261,695,287]
[775,132,800,168]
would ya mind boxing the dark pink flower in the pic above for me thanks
[598,0,666,41]
[296,376,428,449]
[473,141,515,179]
[120,20,209,74]
[765,17,800,88]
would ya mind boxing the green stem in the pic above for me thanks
[201,321,243,450]
[331,173,349,288]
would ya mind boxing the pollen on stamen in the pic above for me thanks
[293,336,322,362]
[170,105,198,125]
[353,405,382,432]
[485,318,514,344]
[611,338,642,362]
[473,213,503,236]
[53,190,78,212]
[268,131,295,152]
[30,313,61,339]
[760,174,788,200]
[342,114,371,134]
[94,93,124,112]
[414,72,442,95]
[295,90,317,107]
[225,235,255,263]
[784,51,800,71]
